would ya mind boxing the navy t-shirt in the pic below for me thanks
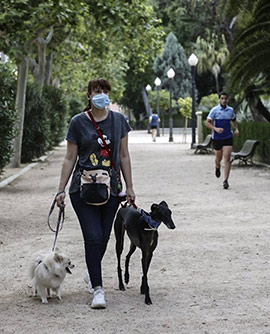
[66,110,131,196]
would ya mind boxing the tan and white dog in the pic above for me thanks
[29,249,74,304]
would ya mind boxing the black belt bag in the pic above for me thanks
[80,168,111,206]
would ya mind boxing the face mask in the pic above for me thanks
[91,93,110,110]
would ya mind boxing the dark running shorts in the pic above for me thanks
[213,137,233,150]
[151,125,157,129]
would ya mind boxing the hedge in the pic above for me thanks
[203,121,270,164]
[0,64,16,174]
[21,83,68,163]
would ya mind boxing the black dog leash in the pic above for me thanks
[47,192,65,251]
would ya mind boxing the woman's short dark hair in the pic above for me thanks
[218,92,228,98]
[88,78,111,93]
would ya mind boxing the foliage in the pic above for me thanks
[194,29,229,93]
[68,96,85,122]
[178,97,192,119]
[42,85,68,148]
[21,83,51,162]
[153,32,192,100]
[202,120,270,164]
[226,0,270,93]
[151,0,220,50]
[21,83,67,162]
[120,61,157,121]
[0,64,16,173]
[233,122,270,164]
[198,94,219,112]
[148,89,177,114]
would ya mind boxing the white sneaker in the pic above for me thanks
[84,270,94,293]
[91,287,106,309]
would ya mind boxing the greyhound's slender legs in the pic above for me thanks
[124,243,136,284]
[114,216,126,291]
[140,251,152,305]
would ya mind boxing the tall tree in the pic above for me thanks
[0,0,80,166]
[194,29,229,93]
[221,0,270,121]
[0,0,164,166]
[153,32,192,100]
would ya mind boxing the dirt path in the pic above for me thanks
[0,131,270,334]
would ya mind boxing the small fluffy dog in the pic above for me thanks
[29,249,74,304]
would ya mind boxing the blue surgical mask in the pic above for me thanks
[91,93,110,110]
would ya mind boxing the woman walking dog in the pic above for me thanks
[56,78,135,309]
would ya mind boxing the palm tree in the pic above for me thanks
[225,0,270,121]
[194,29,229,93]
[226,0,270,91]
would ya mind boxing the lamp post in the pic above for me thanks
[154,77,161,137]
[145,84,152,134]
[167,68,175,142]
[188,53,198,148]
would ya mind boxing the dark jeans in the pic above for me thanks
[70,191,119,288]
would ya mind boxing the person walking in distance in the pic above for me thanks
[205,92,239,189]
[149,112,160,142]
[55,78,135,309]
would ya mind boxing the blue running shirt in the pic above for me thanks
[151,114,159,127]
[207,104,236,140]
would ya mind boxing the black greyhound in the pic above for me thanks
[114,201,175,305]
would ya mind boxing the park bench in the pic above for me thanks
[230,140,259,165]
[193,134,212,154]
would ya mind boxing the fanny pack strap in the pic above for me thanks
[86,109,118,173]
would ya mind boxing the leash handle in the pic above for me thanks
[47,194,65,251]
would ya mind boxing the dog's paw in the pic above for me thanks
[145,296,152,305]
[41,299,48,304]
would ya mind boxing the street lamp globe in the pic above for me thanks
[188,53,198,67]
[154,77,161,87]
[167,68,175,79]
[146,84,152,91]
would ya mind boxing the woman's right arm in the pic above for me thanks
[56,141,78,207]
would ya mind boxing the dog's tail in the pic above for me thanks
[28,261,38,280]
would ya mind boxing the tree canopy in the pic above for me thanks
[154,32,192,100]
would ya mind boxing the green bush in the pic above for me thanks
[198,93,218,112]
[43,85,68,148]
[203,121,270,164]
[21,84,69,162]
[21,84,51,162]
[233,122,270,164]
[68,96,85,122]
[0,64,16,173]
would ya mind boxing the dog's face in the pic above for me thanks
[151,201,175,229]
[54,252,75,274]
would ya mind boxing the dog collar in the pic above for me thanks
[140,209,161,231]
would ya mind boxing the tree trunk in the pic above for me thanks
[36,27,54,95]
[45,52,53,85]
[246,87,270,122]
[36,40,46,96]
[182,117,188,143]
[10,56,29,168]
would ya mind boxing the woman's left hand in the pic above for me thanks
[126,187,135,204]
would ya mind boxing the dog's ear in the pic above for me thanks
[151,203,158,212]
[54,253,63,263]
[159,201,168,208]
